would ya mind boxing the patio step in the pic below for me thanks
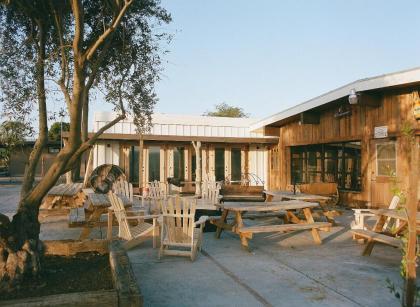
[68,207,86,228]
[351,229,401,248]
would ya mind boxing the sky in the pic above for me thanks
[3,1,420,130]
[145,0,420,120]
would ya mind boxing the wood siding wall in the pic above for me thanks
[268,87,420,208]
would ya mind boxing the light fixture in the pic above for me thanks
[348,89,358,105]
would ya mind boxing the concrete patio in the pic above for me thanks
[127,213,402,307]
[0,184,405,306]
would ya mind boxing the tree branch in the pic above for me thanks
[51,3,72,107]
[63,112,126,173]
[84,0,133,61]
[71,0,84,59]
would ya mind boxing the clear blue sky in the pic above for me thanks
[151,0,420,119]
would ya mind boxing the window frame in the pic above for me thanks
[376,141,397,177]
[290,141,362,191]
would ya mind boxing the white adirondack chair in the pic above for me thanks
[201,180,222,205]
[159,196,208,261]
[112,179,134,203]
[108,192,159,250]
[351,195,400,231]
[148,180,168,200]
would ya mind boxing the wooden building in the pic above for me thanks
[251,67,420,208]
[91,112,278,191]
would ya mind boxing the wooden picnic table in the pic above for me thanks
[79,192,131,240]
[42,183,84,209]
[211,200,331,251]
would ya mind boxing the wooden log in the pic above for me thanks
[43,239,109,256]
[109,241,143,306]
[0,289,118,307]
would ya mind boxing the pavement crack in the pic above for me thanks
[201,249,273,307]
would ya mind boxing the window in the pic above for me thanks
[173,147,185,180]
[130,146,139,183]
[231,148,242,182]
[215,148,225,181]
[376,142,396,176]
[148,146,160,182]
[291,141,361,191]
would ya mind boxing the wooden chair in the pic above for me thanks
[351,195,400,232]
[148,180,168,200]
[201,180,222,205]
[112,178,145,205]
[108,192,159,250]
[159,196,208,261]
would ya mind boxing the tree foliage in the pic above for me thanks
[203,102,249,118]
[0,121,32,169]
[0,0,171,290]
[48,122,70,141]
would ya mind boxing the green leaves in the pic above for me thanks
[203,102,249,118]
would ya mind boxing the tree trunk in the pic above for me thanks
[403,135,419,307]
[0,19,48,292]
[20,19,48,200]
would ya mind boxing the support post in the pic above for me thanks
[192,141,202,196]
[139,135,144,194]
[403,135,419,307]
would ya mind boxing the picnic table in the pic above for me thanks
[353,208,420,256]
[211,201,331,251]
[42,183,84,209]
[78,192,131,240]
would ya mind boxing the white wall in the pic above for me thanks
[248,146,268,188]
[93,141,119,168]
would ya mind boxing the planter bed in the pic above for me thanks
[0,240,142,307]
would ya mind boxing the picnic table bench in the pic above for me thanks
[350,208,420,256]
[211,200,331,251]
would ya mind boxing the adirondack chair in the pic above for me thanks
[108,192,159,250]
[351,195,400,232]
[159,196,208,261]
[148,180,168,200]
[201,180,222,205]
[112,179,134,203]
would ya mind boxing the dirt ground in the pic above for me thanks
[0,253,113,300]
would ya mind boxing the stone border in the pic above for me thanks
[109,241,143,306]
[1,240,143,307]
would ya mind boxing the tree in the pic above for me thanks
[0,0,171,290]
[48,122,70,142]
[0,121,32,172]
[203,102,249,118]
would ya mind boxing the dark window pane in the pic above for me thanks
[130,146,139,183]
[191,152,196,182]
[231,148,242,181]
[173,147,185,180]
[148,146,160,182]
[215,148,225,181]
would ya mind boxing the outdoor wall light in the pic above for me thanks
[348,89,359,105]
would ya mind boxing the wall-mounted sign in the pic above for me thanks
[414,100,420,120]
[374,126,388,139]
